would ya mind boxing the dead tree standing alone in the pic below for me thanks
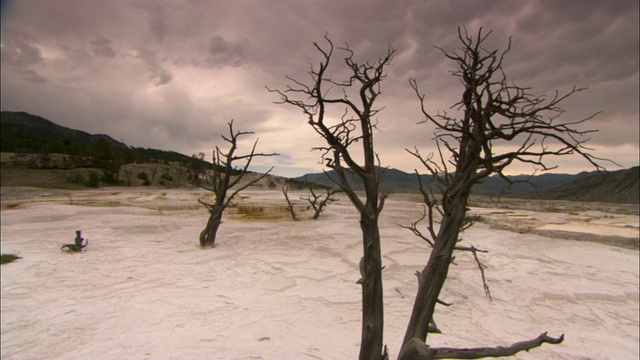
[281,186,299,221]
[198,120,278,248]
[301,186,341,220]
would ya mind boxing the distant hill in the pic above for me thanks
[1,111,127,153]
[293,168,581,195]
[3,111,637,203]
[0,111,197,165]
[511,167,639,204]
[471,172,585,195]
[294,166,638,203]
[293,167,433,193]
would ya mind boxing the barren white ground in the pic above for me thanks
[1,187,638,360]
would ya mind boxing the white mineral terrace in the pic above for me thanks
[1,187,638,359]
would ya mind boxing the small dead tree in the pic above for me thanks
[61,230,88,252]
[281,186,299,221]
[282,185,340,221]
[198,120,278,248]
[270,36,393,360]
[398,28,606,359]
[301,186,341,220]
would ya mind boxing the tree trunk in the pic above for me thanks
[200,206,224,247]
[401,194,469,351]
[312,208,322,220]
[359,213,386,360]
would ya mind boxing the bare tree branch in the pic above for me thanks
[400,207,491,300]
[300,186,341,219]
[270,35,394,360]
[399,332,564,360]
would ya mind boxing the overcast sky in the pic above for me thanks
[1,0,638,177]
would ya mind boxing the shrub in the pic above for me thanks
[1,254,22,265]
[161,172,173,181]
[85,171,100,188]
[137,172,151,186]
[101,172,118,185]
[66,172,85,184]
[158,172,174,186]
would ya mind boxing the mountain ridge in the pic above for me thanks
[293,167,595,194]
[2,111,637,203]
[295,167,638,203]
[511,166,639,204]
[1,111,128,150]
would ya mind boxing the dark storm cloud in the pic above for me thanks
[90,36,117,58]
[0,27,43,66]
[133,0,169,42]
[10,68,47,83]
[0,0,637,176]
[509,1,638,85]
[205,35,250,67]
[135,47,173,86]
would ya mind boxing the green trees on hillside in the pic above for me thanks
[0,123,89,155]
[187,152,207,186]
[93,139,121,184]
[0,113,206,169]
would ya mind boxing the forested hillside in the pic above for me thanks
[1,111,199,165]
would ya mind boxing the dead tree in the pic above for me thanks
[281,186,299,221]
[400,197,491,301]
[398,28,605,359]
[270,36,393,360]
[61,230,88,252]
[301,186,341,220]
[198,120,278,248]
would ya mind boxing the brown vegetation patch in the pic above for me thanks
[531,229,639,251]
[2,202,20,209]
[233,204,293,220]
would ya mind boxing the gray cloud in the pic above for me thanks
[205,35,250,67]
[135,47,173,86]
[132,0,169,42]
[90,36,117,58]
[10,68,48,83]
[0,0,637,176]
[0,28,43,66]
